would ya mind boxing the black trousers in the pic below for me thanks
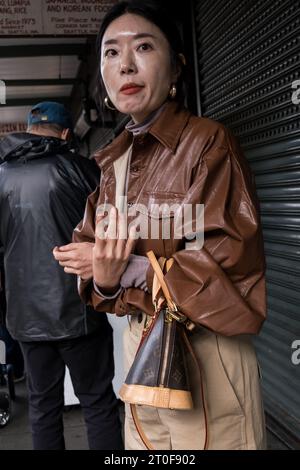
[20,324,123,450]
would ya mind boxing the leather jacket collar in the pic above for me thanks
[94,101,190,169]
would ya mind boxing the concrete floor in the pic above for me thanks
[0,380,90,450]
[0,380,290,450]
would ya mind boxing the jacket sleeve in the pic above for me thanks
[161,126,267,335]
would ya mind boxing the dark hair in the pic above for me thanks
[95,0,187,112]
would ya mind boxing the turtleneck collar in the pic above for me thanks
[125,102,167,136]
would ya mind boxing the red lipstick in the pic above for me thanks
[120,83,144,95]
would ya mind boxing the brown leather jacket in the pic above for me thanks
[74,101,267,336]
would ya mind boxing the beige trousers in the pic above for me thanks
[123,313,266,450]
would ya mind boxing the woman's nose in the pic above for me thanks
[120,53,137,75]
[120,63,137,74]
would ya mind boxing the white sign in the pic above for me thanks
[0,80,6,104]
[291,80,300,105]
[0,122,27,136]
[0,0,118,35]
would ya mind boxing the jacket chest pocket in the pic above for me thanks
[131,192,186,258]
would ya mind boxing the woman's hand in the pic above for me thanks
[93,207,136,291]
[53,242,94,280]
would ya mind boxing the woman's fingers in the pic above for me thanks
[58,260,79,269]
[95,207,138,260]
[124,224,137,259]
[118,212,127,240]
[53,243,80,260]
[55,243,78,252]
[53,251,72,262]
[63,266,89,276]
[63,267,78,274]
[95,214,107,253]
[53,242,93,264]
[106,206,118,239]
[116,211,128,255]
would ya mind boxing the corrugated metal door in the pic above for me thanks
[193,0,300,447]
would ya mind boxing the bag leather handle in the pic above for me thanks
[147,250,176,312]
[151,256,167,312]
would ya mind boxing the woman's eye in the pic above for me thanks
[137,43,153,52]
[104,49,118,58]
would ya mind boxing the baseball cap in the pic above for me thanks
[27,101,73,130]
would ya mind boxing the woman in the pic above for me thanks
[54,1,267,450]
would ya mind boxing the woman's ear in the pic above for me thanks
[178,53,186,67]
[173,53,186,82]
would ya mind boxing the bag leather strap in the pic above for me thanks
[148,251,176,311]
[152,256,168,312]
[130,403,155,450]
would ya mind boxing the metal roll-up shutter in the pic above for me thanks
[88,126,115,154]
[193,0,300,447]
[87,115,130,155]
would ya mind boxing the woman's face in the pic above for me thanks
[101,13,178,123]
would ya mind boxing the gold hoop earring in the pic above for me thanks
[169,84,177,99]
[104,96,116,111]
